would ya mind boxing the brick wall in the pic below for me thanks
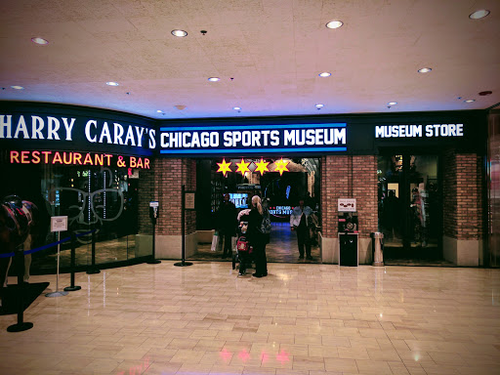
[321,155,378,238]
[138,162,155,234]
[443,150,484,240]
[138,158,197,236]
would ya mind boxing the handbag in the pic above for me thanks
[211,231,219,252]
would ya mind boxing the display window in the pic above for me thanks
[0,150,147,275]
[378,152,442,262]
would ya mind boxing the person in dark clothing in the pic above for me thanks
[216,193,238,258]
[247,195,268,278]
[290,198,313,260]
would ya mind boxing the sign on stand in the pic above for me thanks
[46,216,69,298]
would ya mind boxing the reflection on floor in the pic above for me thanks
[1,262,499,374]
[29,223,319,275]
[191,222,321,264]
[31,236,138,273]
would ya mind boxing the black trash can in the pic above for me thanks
[339,233,358,266]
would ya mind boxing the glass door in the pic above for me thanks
[378,153,442,261]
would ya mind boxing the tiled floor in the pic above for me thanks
[0,262,499,374]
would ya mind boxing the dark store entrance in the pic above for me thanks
[378,153,445,264]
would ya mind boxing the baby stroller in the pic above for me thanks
[232,209,253,276]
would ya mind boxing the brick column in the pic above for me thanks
[321,155,378,264]
[136,158,197,259]
[443,150,484,265]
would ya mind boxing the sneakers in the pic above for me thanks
[306,256,313,261]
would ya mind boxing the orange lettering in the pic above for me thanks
[62,152,72,165]
[32,151,41,164]
[136,158,143,168]
[83,153,93,165]
[130,156,136,168]
[42,151,52,163]
[10,151,19,163]
[73,153,82,165]
[95,153,103,166]
[104,154,113,166]
[21,151,30,164]
[144,158,150,169]
[53,152,63,164]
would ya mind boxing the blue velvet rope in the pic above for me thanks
[0,229,96,258]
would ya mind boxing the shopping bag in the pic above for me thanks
[211,231,219,252]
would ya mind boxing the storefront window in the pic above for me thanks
[378,153,442,262]
[1,151,145,274]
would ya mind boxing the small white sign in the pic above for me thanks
[50,216,68,232]
[338,198,356,212]
[149,201,159,208]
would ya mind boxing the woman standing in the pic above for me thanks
[247,195,268,278]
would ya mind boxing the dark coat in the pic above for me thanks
[247,208,267,247]
[216,201,238,236]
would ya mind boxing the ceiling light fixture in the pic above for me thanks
[464,99,475,103]
[156,110,163,113]
[11,85,24,90]
[171,29,188,37]
[106,81,119,86]
[233,106,241,111]
[418,67,432,73]
[208,77,220,82]
[318,72,331,77]
[387,101,398,106]
[31,37,49,45]
[326,20,343,29]
[315,104,324,109]
[469,9,490,20]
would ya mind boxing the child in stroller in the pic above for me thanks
[232,209,253,276]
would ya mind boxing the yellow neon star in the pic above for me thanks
[274,158,289,176]
[217,158,232,176]
[255,158,270,175]
[235,158,251,176]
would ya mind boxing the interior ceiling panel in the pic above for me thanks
[0,0,498,119]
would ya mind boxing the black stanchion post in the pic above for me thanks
[7,250,33,332]
[147,202,161,264]
[64,232,81,291]
[86,230,100,274]
[175,185,193,267]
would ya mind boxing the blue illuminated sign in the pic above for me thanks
[159,123,347,156]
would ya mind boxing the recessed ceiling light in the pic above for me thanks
[233,106,241,111]
[464,99,475,103]
[157,110,163,113]
[387,101,398,106]
[315,103,324,108]
[31,37,49,45]
[469,9,490,20]
[318,72,331,77]
[418,67,432,73]
[171,29,188,37]
[326,20,343,29]
[106,81,119,86]
[11,85,24,90]
[208,77,220,82]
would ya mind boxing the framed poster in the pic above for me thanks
[184,191,196,210]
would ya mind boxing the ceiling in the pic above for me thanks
[0,0,499,120]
